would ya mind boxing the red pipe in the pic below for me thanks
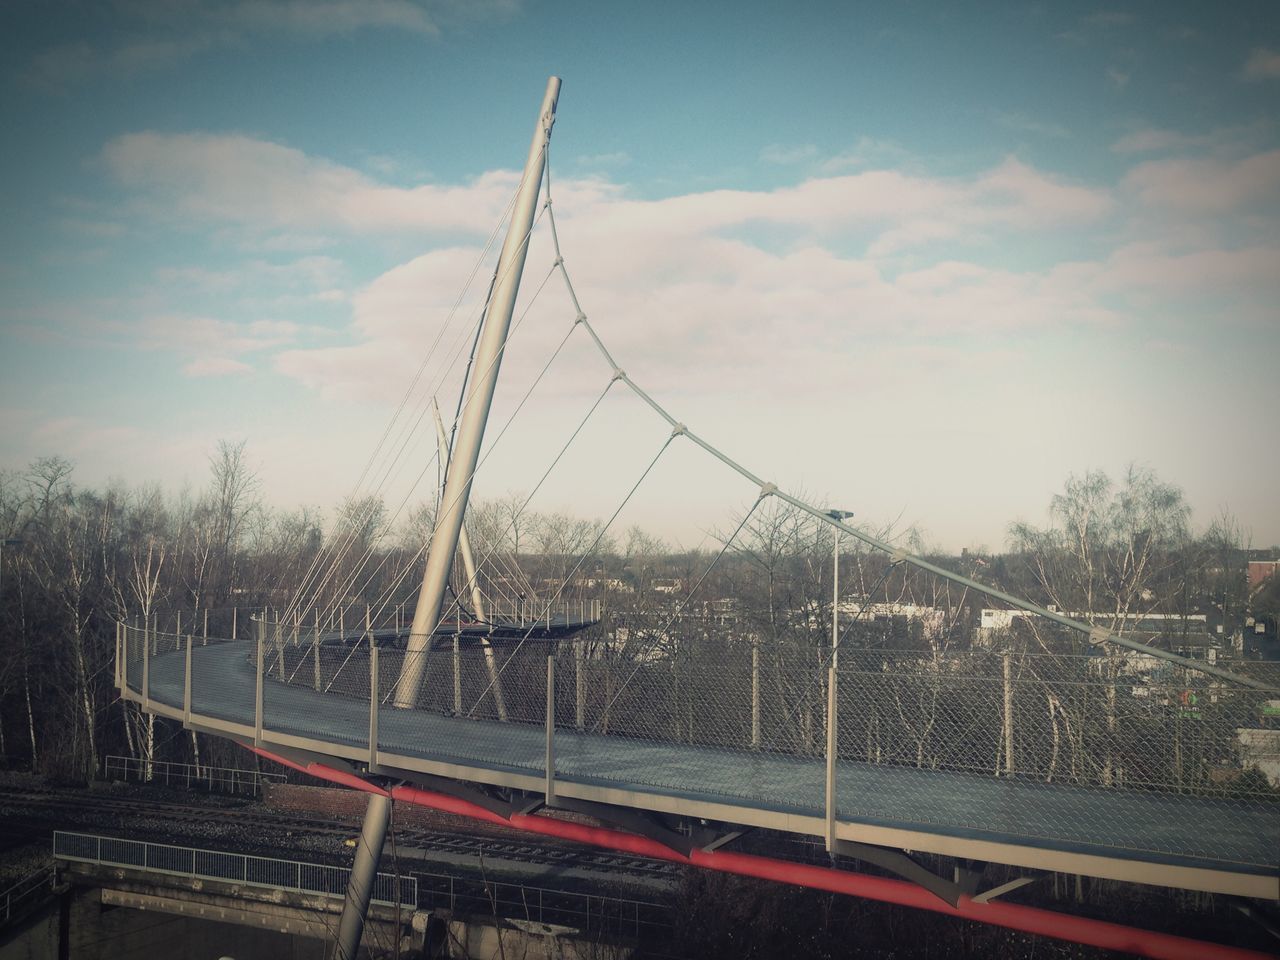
[248,746,1275,960]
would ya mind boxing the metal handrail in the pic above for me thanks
[53,832,416,909]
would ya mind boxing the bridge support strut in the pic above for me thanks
[334,791,392,960]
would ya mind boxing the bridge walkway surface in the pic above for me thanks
[126,641,1279,900]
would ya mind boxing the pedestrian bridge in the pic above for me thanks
[118,617,1280,903]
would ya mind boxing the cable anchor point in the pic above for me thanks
[759,482,778,498]
[611,367,626,382]
[671,423,688,439]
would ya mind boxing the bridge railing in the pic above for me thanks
[0,862,55,929]
[116,616,1280,870]
[53,832,417,908]
[104,754,285,796]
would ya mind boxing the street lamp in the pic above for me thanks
[826,511,853,669]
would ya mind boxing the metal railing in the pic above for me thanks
[115,612,1280,877]
[104,755,285,796]
[53,832,416,909]
[0,862,56,928]
[417,870,671,942]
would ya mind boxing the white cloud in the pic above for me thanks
[1124,149,1280,216]
[183,357,254,377]
[102,132,526,236]
[1243,48,1280,81]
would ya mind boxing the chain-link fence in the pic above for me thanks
[117,605,1280,872]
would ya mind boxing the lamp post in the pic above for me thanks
[826,512,853,669]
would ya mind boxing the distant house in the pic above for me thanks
[1248,560,1280,592]
[976,609,1216,658]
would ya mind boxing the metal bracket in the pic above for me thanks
[832,839,963,907]
[953,859,986,896]
[232,738,364,777]
[1089,626,1110,646]
[379,765,521,821]
[553,797,711,857]
[972,873,1042,903]
[701,829,749,853]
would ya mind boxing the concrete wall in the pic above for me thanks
[1,887,327,960]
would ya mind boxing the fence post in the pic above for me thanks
[255,617,265,745]
[275,615,285,679]
[545,655,556,806]
[232,606,238,641]
[1002,651,1016,776]
[184,634,193,724]
[369,644,379,768]
[452,636,462,715]
[314,608,322,692]
[751,636,761,750]
[203,608,208,646]
[825,665,838,853]
[575,641,585,732]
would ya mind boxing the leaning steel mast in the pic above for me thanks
[333,77,562,960]
[393,76,560,706]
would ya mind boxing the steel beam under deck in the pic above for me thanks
[250,744,1277,960]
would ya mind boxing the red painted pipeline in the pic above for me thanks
[248,746,1275,960]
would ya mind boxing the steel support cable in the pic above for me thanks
[321,147,559,643]
[293,199,554,630]
[356,258,566,635]
[461,433,677,716]
[589,494,766,732]
[357,245,568,652]
[762,561,903,747]
[546,222,1277,695]
[292,299,496,628]
[408,376,618,659]
[444,293,581,621]
[285,158,552,627]
[282,179,525,622]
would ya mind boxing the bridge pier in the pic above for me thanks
[334,792,392,960]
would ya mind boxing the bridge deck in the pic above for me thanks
[132,642,1279,899]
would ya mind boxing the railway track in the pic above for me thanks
[0,784,680,884]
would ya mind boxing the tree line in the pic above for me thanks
[1,442,1271,790]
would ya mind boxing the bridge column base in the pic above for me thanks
[335,791,392,960]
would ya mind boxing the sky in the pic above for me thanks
[1,0,1278,552]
